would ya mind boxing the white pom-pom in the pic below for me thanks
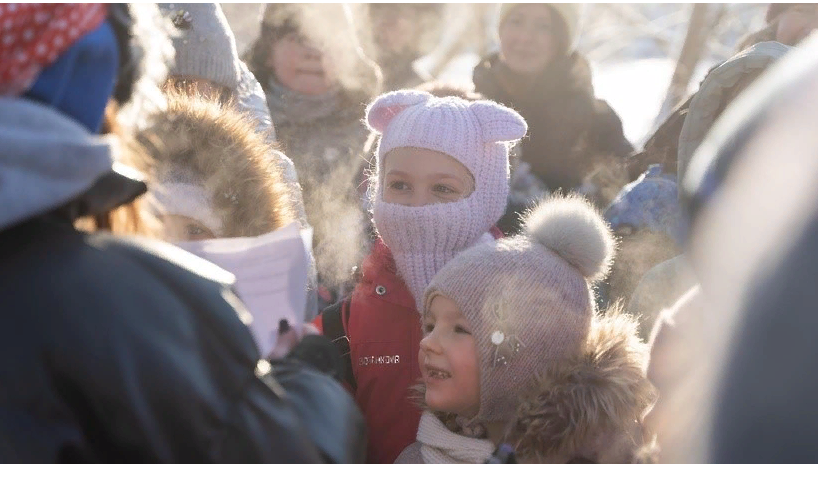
[523,195,615,282]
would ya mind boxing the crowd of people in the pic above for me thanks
[2,2,818,463]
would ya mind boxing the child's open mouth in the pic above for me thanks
[425,365,451,380]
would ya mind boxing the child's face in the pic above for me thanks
[419,295,480,417]
[499,4,559,76]
[268,32,337,96]
[382,147,475,206]
[372,5,416,55]
[776,4,818,46]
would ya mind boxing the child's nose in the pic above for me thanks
[409,191,433,207]
[419,332,443,354]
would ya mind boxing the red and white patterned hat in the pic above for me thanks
[0,3,107,96]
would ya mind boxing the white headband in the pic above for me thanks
[146,182,223,236]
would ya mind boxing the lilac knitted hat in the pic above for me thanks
[366,90,527,308]
[423,195,616,423]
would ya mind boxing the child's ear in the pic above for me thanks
[470,101,528,143]
[365,90,431,133]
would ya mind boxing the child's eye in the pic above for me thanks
[422,323,434,334]
[388,181,410,191]
[454,325,472,335]
[433,184,457,195]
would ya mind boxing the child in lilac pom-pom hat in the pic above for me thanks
[314,89,527,463]
[395,195,657,463]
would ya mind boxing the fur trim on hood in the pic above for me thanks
[505,309,657,463]
[137,90,294,238]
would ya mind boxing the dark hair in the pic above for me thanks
[546,5,572,58]
[244,5,301,84]
[502,4,571,59]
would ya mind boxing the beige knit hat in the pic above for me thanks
[423,194,615,423]
[499,3,582,52]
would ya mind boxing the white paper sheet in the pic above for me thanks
[176,223,313,358]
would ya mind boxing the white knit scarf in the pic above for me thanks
[417,411,496,464]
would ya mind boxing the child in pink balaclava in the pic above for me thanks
[315,89,526,463]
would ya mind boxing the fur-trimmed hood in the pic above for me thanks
[137,91,294,238]
[504,310,658,463]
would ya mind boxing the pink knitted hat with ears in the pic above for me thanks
[366,90,527,217]
[365,90,528,308]
[423,194,616,424]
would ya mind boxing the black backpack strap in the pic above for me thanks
[322,299,356,392]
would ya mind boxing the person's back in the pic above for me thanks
[0,215,325,462]
[0,4,364,463]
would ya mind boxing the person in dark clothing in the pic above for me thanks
[0,4,365,463]
[473,3,632,234]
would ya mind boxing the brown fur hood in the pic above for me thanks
[503,310,658,463]
[137,91,294,238]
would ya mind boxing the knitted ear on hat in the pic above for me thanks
[524,194,615,283]
[365,89,431,133]
[469,100,527,143]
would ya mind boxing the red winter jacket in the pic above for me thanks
[315,230,502,464]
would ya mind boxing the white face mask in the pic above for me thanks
[175,223,313,358]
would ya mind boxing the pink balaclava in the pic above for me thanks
[365,90,527,308]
